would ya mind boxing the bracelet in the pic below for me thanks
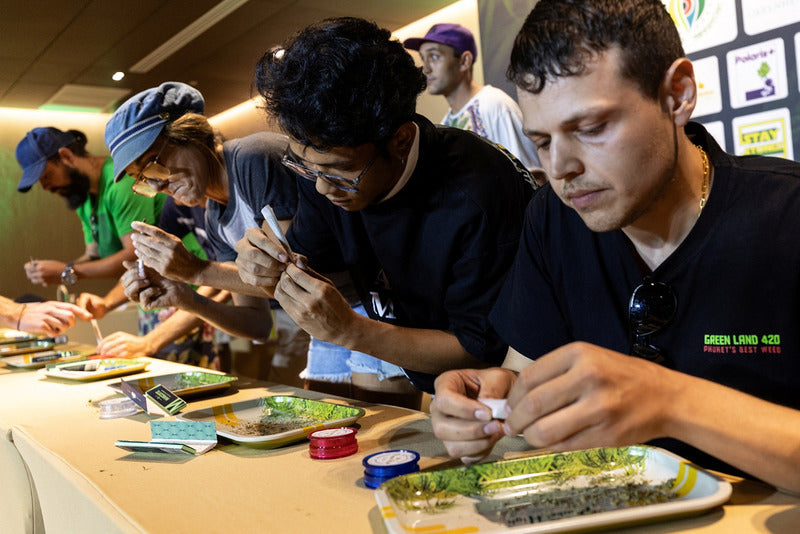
[15,304,27,331]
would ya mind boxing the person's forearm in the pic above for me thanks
[189,261,268,297]
[142,286,230,353]
[666,370,800,493]
[179,292,271,341]
[141,309,205,354]
[103,282,130,311]
[73,248,137,280]
[0,297,22,329]
[339,314,486,374]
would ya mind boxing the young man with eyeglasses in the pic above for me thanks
[235,17,535,399]
[430,0,800,494]
[15,127,164,302]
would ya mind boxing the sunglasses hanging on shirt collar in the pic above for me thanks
[628,280,677,364]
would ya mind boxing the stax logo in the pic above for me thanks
[370,270,396,319]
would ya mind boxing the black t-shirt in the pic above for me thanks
[287,115,535,392]
[490,122,800,476]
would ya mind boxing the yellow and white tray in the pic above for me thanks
[375,445,731,533]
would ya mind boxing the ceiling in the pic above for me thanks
[0,0,459,116]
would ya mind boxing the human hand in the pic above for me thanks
[76,292,109,318]
[120,260,193,310]
[130,221,206,283]
[16,301,92,336]
[503,341,673,451]
[23,259,67,286]
[234,227,296,294]
[430,367,517,464]
[273,263,356,345]
[97,331,151,358]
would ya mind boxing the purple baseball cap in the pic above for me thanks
[403,23,477,60]
[15,127,77,192]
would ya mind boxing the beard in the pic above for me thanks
[60,168,91,210]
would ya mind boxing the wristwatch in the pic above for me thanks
[61,263,78,285]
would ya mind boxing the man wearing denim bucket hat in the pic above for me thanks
[103,81,300,364]
[16,126,164,292]
[404,23,544,183]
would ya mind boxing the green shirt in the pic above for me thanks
[76,158,165,258]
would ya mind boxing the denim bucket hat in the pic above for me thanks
[105,81,204,182]
[16,127,76,192]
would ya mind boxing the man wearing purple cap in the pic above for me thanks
[16,127,164,293]
[404,23,544,182]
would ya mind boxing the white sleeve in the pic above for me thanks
[481,89,545,176]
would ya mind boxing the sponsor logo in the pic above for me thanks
[703,333,782,354]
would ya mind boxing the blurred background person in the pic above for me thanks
[404,23,545,184]
[16,127,163,295]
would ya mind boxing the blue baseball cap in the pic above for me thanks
[403,23,478,60]
[15,127,77,192]
[105,81,204,182]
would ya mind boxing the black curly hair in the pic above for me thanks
[255,17,426,151]
[508,0,684,99]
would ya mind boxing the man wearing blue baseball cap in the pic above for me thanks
[404,23,544,182]
[16,127,164,292]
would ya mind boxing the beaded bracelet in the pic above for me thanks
[15,304,27,331]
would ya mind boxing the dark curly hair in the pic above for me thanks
[255,17,426,151]
[508,0,684,99]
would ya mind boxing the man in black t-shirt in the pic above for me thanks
[430,0,800,494]
[235,18,534,399]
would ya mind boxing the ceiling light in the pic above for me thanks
[112,71,125,81]
[129,0,250,73]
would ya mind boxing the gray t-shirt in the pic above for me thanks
[205,132,297,261]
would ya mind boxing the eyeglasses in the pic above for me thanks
[281,148,377,193]
[628,280,677,363]
[131,140,171,198]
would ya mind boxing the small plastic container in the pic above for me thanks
[362,449,420,489]
[308,427,359,459]
[98,397,139,419]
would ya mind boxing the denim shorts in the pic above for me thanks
[300,304,407,382]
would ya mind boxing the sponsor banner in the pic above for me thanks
[742,0,800,36]
[796,33,800,93]
[692,56,723,118]
[664,0,737,54]
[731,108,794,159]
[726,38,788,109]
